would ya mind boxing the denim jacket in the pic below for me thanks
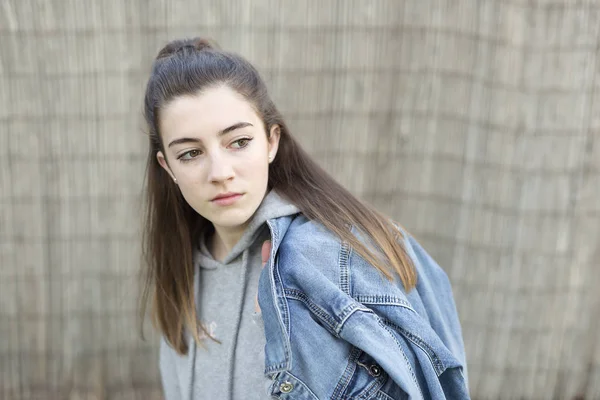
[166,213,469,399]
[258,214,470,399]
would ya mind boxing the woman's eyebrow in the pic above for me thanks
[167,122,253,148]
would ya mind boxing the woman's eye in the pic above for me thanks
[231,138,252,149]
[179,149,201,161]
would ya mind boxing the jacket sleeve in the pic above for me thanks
[159,336,182,400]
[403,233,469,387]
[340,228,470,398]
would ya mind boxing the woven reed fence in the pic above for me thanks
[1,1,599,399]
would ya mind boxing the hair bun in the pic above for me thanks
[156,37,218,60]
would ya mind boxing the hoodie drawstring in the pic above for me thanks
[226,249,250,399]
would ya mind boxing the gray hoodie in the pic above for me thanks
[159,190,300,399]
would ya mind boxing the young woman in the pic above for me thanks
[139,37,469,400]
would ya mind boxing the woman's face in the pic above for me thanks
[156,85,279,232]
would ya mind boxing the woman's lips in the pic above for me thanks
[211,193,243,206]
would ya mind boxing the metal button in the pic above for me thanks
[280,382,294,393]
[369,364,382,377]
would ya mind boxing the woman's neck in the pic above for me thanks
[208,223,247,262]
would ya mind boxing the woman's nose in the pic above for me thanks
[207,153,235,183]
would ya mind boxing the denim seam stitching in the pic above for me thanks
[284,288,366,336]
[338,302,365,324]
[383,320,445,375]
[354,295,415,311]
[265,362,288,374]
[272,257,289,334]
[339,241,351,296]
[377,318,424,400]
[331,346,361,400]
[336,303,370,336]
[284,288,341,334]
[375,389,397,400]
[355,373,387,400]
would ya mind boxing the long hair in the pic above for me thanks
[138,37,416,356]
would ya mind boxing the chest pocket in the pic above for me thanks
[335,348,408,400]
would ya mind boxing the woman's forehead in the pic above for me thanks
[160,86,261,140]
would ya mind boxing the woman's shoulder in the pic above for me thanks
[277,215,403,291]
[278,214,453,296]
[276,214,344,279]
[283,214,341,246]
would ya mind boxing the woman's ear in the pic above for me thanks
[156,151,177,182]
[268,125,281,163]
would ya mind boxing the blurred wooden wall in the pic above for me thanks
[1,1,599,399]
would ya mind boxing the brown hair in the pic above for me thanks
[138,37,416,356]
